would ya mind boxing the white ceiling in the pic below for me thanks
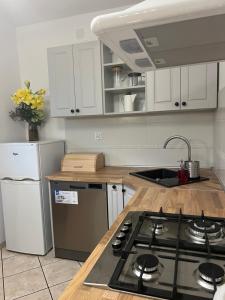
[0,0,141,26]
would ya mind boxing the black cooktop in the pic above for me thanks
[84,209,225,300]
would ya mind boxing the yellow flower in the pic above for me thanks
[37,89,46,96]
[11,81,46,110]
[24,80,31,89]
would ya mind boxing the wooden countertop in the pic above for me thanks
[47,166,222,191]
[50,167,224,300]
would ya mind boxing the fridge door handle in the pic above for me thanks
[1,177,36,182]
[2,177,13,180]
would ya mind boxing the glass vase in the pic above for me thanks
[28,124,39,142]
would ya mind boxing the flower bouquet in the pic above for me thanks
[9,81,47,141]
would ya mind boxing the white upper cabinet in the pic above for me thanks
[48,41,103,117]
[48,45,76,117]
[147,63,217,112]
[147,68,181,111]
[180,63,217,110]
[73,41,103,116]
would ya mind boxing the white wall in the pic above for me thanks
[214,63,225,187]
[16,9,214,168]
[0,12,26,243]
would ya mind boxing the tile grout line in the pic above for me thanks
[12,288,49,300]
[37,256,53,300]
[3,266,41,279]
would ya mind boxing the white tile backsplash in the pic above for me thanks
[66,111,214,168]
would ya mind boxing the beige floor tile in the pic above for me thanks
[1,248,19,260]
[4,268,47,300]
[18,289,52,300]
[43,260,80,287]
[0,278,4,300]
[50,281,70,300]
[39,249,60,266]
[3,254,40,277]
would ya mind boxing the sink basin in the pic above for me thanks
[132,168,177,180]
[130,168,208,187]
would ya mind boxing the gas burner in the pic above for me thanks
[197,263,225,291]
[132,254,160,281]
[186,219,224,244]
[151,219,168,235]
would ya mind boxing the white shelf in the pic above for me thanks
[104,85,145,94]
[104,62,126,67]
[104,110,146,116]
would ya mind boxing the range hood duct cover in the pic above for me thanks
[91,0,225,72]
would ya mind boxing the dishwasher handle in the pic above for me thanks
[88,183,105,190]
[69,185,86,190]
[69,184,105,190]
[52,181,106,191]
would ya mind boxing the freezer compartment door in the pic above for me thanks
[0,143,40,180]
[1,180,46,255]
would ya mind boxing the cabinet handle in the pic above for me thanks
[182,101,187,106]
[71,109,75,113]
[122,189,126,193]
[112,185,117,190]
[174,102,180,107]
[76,109,80,113]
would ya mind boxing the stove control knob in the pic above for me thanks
[124,220,132,228]
[120,225,129,234]
[112,239,122,250]
[116,232,126,241]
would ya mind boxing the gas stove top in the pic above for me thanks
[84,209,225,299]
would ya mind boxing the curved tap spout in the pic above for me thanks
[163,135,191,162]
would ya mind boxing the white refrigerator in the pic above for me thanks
[0,141,64,255]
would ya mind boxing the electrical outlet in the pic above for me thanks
[95,132,104,141]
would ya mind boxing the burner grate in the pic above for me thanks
[108,208,225,300]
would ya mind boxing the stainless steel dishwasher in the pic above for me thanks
[50,181,108,261]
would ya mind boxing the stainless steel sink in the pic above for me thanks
[130,168,208,187]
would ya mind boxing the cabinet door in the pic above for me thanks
[181,63,218,110]
[147,67,181,111]
[47,46,76,117]
[123,185,135,207]
[107,184,123,228]
[73,41,103,116]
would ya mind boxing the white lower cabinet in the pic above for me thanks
[123,185,135,207]
[107,184,136,228]
[107,184,123,228]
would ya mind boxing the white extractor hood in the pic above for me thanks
[91,0,225,72]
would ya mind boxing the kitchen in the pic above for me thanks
[0,0,225,300]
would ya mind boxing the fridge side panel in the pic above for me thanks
[0,143,40,180]
[38,141,64,250]
[40,179,53,252]
[1,180,46,255]
[38,141,65,179]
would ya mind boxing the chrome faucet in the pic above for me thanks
[163,135,192,161]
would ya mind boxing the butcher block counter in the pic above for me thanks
[47,166,222,191]
[46,167,224,300]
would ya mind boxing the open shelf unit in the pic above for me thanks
[102,44,146,114]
